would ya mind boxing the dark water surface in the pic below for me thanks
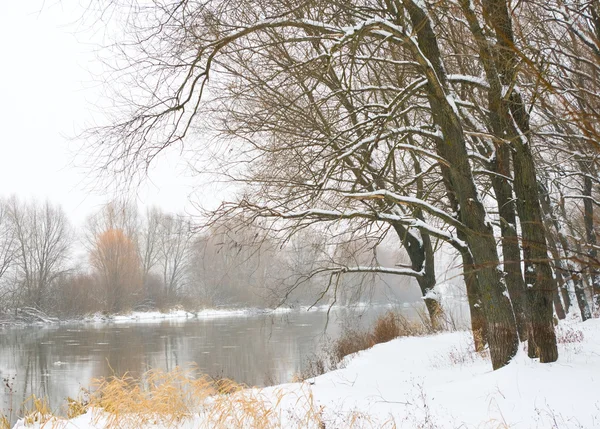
[0,305,413,422]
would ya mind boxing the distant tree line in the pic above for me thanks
[0,198,413,318]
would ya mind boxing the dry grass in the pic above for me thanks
[63,366,326,429]
[22,395,53,426]
[87,367,218,428]
[333,329,374,363]
[0,414,9,429]
[372,311,401,344]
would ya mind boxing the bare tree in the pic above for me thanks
[87,201,142,312]
[0,199,17,309]
[6,197,71,310]
[156,213,194,302]
[138,207,162,298]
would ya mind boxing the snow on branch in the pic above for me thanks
[344,190,465,230]
[325,265,424,277]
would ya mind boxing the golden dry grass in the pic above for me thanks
[81,366,324,428]
[6,366,404,428]
[22,395,53,427]
[0,414,9,429]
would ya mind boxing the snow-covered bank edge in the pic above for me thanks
[0,301,408,328]
[12,317,600,428]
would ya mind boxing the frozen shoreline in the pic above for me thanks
[80,302,395,324]
[0,301,405,328]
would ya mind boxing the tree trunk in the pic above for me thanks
[557,194,593,320]
[490,145,529,339]
[439,160,488,349]
[393,224,444,330]
[553,286,566,320]
[481,0,558,362]
[403,0,519,369]
[583,174,600,307]
[461,248,488,351]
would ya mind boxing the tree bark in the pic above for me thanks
[481,0,558,362]
[403,0,519,369]
[490,146,529,339]
[461,248,488,351]
[583,173,600,307]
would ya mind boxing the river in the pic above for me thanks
[0,305,416,423]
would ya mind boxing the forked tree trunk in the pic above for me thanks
[311,58,447,331]
[393,224,444,331]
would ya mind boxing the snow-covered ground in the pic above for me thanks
[13,318,599,428]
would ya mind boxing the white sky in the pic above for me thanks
[0,1,203,227]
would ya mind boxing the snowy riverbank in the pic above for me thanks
[12,317,599,428]
[1,302,400,327]
[80,303,380,323]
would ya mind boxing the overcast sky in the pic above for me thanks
[0,1,204,227]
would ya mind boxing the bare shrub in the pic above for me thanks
[53,273,101,317]
[372,311,400,344]
[294,354,327,381]
[333,329,374,363]
[556,326,584,344]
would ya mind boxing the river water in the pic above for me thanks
[0,305,415,423]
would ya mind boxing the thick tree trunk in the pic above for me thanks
[459,0,531,345]
[490,146,529,339]
[480,0,558,362]
[461,249,488,351]
[403,0,519,369]
[439,161,488,349]
[509,112,558,363]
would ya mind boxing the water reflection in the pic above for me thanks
[0,305,414,423]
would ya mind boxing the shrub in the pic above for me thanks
[333,329,374,363]
[556,326,584,344]
[372,311,400,344]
